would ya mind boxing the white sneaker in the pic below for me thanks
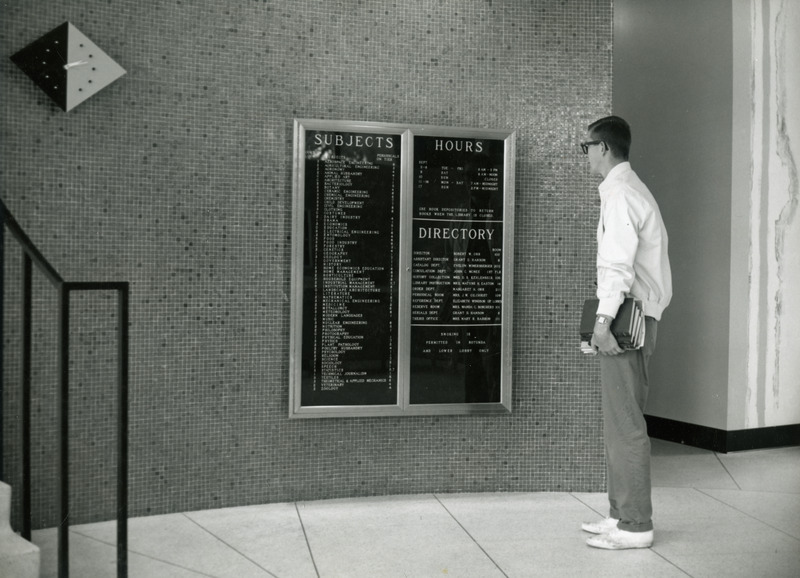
[586,528,654,550]
[581,517,619,534]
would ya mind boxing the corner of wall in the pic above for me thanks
[733,0,800,430]
[727,0,754,431]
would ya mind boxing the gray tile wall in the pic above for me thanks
[1,0,611,528]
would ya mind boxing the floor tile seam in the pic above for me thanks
[433,493,510,578]
[647,547,696,577]
[652,483,739,490]
[712,452,742,489]
[693,488,800,543]
[697,487,800,496]
[64,526,220,578]
[294,502,321,578]
[567,492,605,517]
[181,512,281,578]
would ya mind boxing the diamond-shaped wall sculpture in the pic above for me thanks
[10,22,126,112]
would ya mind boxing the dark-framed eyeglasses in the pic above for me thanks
[580,140,604,154]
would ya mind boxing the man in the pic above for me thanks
[580,116,672,550]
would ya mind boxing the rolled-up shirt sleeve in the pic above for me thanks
[596,191,639,318]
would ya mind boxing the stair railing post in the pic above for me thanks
[117,284,129,578]
[0,203,4,484]
[22,254,33,540]
[57,283,70,578]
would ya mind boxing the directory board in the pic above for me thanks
[289,120,515,417]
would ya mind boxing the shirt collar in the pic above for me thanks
[598,161,632,196]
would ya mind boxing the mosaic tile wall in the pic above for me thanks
[1,0,611,528]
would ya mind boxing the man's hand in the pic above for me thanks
[592,319,623,355]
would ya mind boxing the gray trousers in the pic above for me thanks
[599,317,657,533]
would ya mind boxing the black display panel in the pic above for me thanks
[409,136,505,404]
[300,130,402,406]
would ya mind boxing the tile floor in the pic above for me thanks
[31,440,800,577]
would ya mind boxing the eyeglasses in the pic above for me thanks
[580,140,604,154]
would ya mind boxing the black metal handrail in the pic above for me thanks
[1,200,129,578]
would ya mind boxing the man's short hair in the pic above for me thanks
[588,116,631,160]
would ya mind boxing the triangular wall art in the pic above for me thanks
[10,22,126,112]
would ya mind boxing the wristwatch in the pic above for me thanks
[596,315,611,325]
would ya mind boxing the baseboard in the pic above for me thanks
[645,415,800,453]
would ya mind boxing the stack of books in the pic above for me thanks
[579,297,645,354]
